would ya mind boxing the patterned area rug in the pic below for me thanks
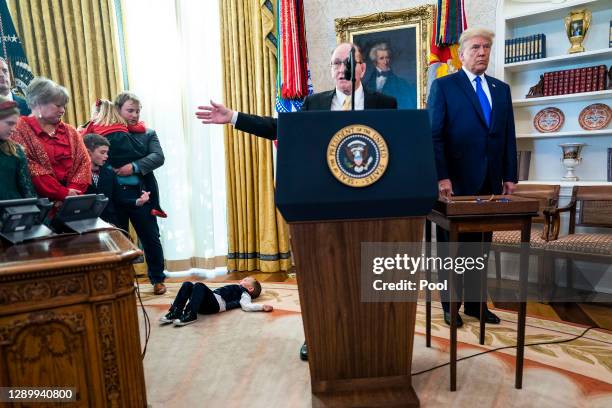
[139,282,612,407]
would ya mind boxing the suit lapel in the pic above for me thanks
[455,69,488,129]
[322,90,335,110]
[364,88,376,109]
[485,74,503,133]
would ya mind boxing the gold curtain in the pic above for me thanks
[220,0,291,272]
[8,0,122,126]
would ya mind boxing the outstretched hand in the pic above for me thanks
[262,304,273,312]
[196,100,234,125]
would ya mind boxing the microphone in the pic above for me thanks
[342,52,353,81]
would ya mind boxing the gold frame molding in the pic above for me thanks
[335,5,434,108]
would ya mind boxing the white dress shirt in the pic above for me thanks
[331,84,365,111]
[375,68,388,92]
[214,292,264,312]
[461,66,492,107]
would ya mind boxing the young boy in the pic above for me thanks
[160,277,273,326]
[83,133,150,225]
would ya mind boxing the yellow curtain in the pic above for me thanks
[8,0,122,126]
[220,0,291,272]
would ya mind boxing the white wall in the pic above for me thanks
[303,0,498,92]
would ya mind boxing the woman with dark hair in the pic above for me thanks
[11,77,90,201]
[110,92,167,295]
[0,97,36,200]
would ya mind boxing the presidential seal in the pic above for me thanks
[327,124,389,187]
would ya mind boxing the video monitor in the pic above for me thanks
[53,194,111,234]
[0,198,53,244]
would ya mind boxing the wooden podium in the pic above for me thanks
[0,230,147,407]
[276,110,438,407]
[291,218,423,407]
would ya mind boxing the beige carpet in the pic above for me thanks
[139,282,612,407]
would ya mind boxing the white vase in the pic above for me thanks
[559,143,585,181]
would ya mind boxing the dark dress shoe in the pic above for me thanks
[299,342,308,361]
[465,309,501,324]
[443,311,463,327]
[153,283,167,295]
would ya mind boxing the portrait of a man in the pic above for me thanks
[335,6,434,109]
[364,42,416,109]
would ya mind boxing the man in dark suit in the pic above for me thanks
[365,42,416,109]
[196,42,396,361]
[196,43,396,139]
[0,58,31,116]
[427,27,517,327]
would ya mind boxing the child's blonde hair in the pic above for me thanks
[93,99,127,127]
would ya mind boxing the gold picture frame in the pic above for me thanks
[335,6,434,109]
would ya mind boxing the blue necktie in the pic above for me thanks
[474,76,491,127]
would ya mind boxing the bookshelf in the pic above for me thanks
[516,129,612,139]
[504,0,600,21]
[496,0,612,185]
[504,47,612,72]
[513,89,612,106]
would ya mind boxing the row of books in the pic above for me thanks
[517,151,531,181]
[505,34,546,64]
[543,65,608,96]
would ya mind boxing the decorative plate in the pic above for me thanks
[578,103,611,130]
[534,107,565,133]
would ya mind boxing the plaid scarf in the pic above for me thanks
[11,117,91,185]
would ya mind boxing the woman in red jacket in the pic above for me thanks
[11,77,91,202]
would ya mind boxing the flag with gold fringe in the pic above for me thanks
[275,0,313,115]
[0,0,34,95]
[427,0,467,93]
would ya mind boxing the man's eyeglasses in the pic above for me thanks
[330,60,363,68]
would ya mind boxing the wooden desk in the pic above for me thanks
[0,230,147,407]
[425,196,538,391]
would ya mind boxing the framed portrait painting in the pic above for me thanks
[335,6,434,109]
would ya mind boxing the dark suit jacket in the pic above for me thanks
[427,69,517,195]
[136,129,165,175]
[13,93,31,116]
[235,88,397,140]
[85,165,137,225]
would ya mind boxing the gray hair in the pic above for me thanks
[331,43,363,61]
[459,27,495,54]
[25,77,70,109]
[369,43,391,62]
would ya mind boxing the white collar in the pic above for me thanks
[335,83,364,102]
[462,66,486,83]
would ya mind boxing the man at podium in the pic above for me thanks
[196,42,396,361]
[427,27,518,326]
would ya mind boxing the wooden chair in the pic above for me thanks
[543,186,612,291]
[491,184,561,281]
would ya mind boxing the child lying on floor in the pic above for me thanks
[159,277,273,326]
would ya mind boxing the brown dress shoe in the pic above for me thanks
[153,283,167,295]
